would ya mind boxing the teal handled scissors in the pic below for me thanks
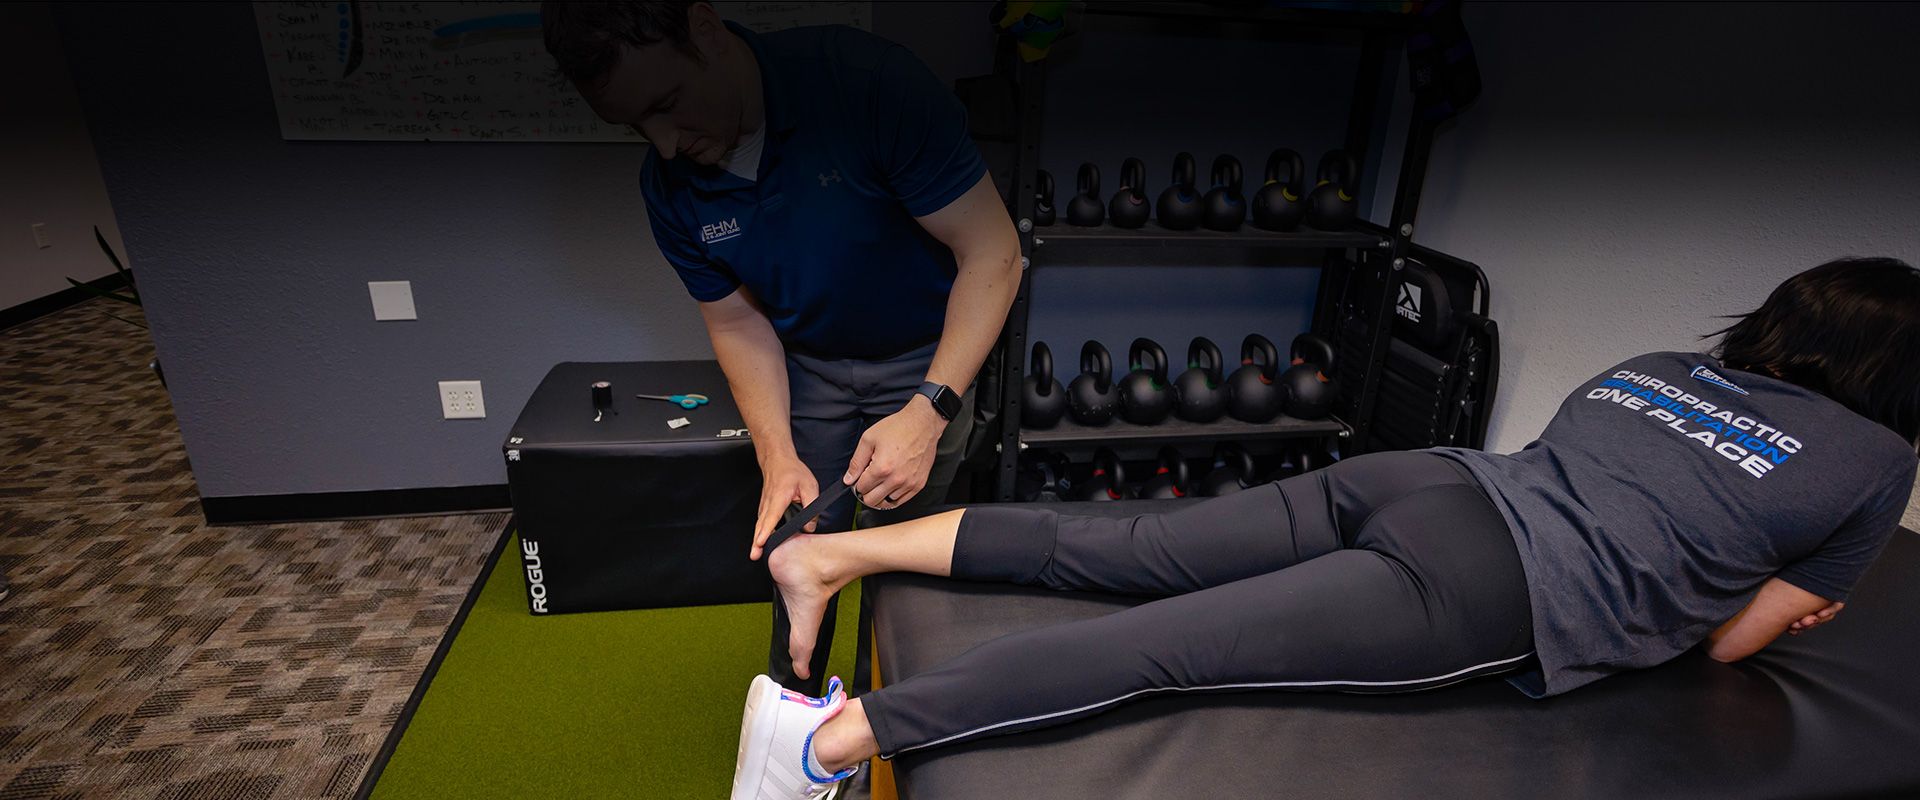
[636,392,711,409]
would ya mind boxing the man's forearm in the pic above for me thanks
[923,248,1021,393]
[708,315,798,465]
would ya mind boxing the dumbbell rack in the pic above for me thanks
[981,1,1466,501]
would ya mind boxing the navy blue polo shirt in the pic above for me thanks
[640,23,988,360]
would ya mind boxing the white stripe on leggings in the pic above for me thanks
[891,650,1538,756]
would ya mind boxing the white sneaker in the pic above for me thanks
[730,674,860,800]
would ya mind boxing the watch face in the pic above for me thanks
[924,383,959,420]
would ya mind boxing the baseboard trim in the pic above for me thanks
[0,273,132,333]
[200,484,512,526]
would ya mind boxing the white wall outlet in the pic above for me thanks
[31,223,51,249]
[369,281,417,320]
[439,380,485,419]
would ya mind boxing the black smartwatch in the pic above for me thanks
[915,381,962,422]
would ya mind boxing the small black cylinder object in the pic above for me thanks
[591,381,613,411]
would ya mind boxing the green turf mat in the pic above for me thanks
[369,531,863,799]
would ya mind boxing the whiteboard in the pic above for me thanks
[254,1,871,142]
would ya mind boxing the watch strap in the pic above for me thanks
[917,381,960,421]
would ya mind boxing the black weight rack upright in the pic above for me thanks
[974,2,1492,501]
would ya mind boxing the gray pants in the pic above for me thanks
[774,340,976,694]
[860,451,1535,758]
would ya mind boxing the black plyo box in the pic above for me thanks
[503,361,770,615]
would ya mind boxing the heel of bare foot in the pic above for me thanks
[767,533,847,678]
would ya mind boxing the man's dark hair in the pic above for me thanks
[1710,256,1920,444]
[541,1,701,90]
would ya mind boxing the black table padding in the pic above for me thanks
[867,500,1920,799]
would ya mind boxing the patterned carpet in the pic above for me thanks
[0,298,505,799]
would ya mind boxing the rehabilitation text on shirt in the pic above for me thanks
[1587,366,1800,479]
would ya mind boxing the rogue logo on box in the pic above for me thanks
[522,538,549,613]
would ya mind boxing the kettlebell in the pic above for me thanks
[1289,333,1337,376]
[1263,445,1306,483]
[1120,338,1173,425]
[1139,446,1192,499]
[1017,449,1073,502]
[1296,444,1330,474]
[1067,163,1104,227]
[1172,336,1227,423]
[1034,170,1056,227]
[1201,155,1245,231]
[1198,442,1258,497]
[1283,333,1339,420]
[1251,148,1307,232]
[1067,340,1120,426]
[1076,448,1131,501]
[1306,150,1358,231]
[1107,157,1150,229]
[1155,152,1202,231]
[1021,341,1069,429]
[1226,333,1283,423]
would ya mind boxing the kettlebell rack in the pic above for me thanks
[976,1,1486,501]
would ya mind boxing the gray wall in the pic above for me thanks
[1,1,125,310]
[1407,1,1920,454]
[53,1,1369,501]
[55,1,1920,505]
[52,2,999,499]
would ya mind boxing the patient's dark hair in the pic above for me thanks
[1710,257,1920,444]
[541,1,701,90]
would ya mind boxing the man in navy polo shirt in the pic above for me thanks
[543,2,1020,694]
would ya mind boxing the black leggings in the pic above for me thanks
[860,451,1535,758]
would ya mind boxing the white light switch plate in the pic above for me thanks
[31,223,51,249]
[369,281,417,320]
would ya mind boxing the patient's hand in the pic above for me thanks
[1786,601,1844,636]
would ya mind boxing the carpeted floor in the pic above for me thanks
[0,298,504,799]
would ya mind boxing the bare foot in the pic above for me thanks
[812,698,879,773]
[766,533,848,680]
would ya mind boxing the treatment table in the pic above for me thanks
[866,500,1920,799]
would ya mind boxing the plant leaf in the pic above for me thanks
[93,225,137,303]
[64,277,140,305]
[94,225,125,272]
[103,311,148,330]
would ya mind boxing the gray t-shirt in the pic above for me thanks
[1435,351,1918,698]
